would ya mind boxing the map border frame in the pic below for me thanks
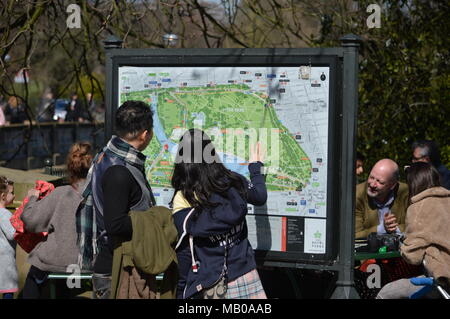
[105,48,346,268]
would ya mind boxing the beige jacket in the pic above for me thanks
[401,187,450,287]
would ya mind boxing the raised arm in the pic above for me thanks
[21,189,59,233]
[243,161,267,206]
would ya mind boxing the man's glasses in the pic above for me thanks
[412,155,427,163]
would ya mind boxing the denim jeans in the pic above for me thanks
[92,273,112,299]
[376,276,441,299]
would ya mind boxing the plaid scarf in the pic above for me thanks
[76,135,148,271]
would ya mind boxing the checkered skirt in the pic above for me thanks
[226,269,267,299]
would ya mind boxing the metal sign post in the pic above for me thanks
[330,34,362,299]
[103,34,362,299]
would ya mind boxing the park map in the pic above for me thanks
[119,66,329,224]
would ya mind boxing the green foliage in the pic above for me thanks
[317,0,450,180]
[1,0,447,179]
[72,72,105,102]
[11,81,43,114]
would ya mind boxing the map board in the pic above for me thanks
[105,41,362,297]
[118,65,334,259]
[105,49,347,265]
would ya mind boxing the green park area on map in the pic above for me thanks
[120,84,312,192]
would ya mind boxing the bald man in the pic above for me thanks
[355,159,409,239]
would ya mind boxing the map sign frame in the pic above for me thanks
[105,48,345,267]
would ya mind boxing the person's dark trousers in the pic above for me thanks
[92,273,112,299]
[22,266,73,299]
[22,265,49,299]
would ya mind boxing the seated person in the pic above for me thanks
[356,152,365,184]
[355,159,409,239]
[356,152,364,177]
[376,162,450,298]
[411,140,450,190]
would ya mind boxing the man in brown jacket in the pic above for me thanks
[355,159,409,239]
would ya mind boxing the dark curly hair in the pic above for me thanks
[115,100,153,139]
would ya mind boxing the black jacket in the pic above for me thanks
[173,162,267,299]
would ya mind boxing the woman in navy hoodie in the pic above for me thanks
[172,128,267,299]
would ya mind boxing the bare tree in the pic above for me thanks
[3,0,446,167]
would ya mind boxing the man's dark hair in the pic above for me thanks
[412,140,442,168]
[406,162,441,199]
[115,100,153,139]
[356,152,365,162]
